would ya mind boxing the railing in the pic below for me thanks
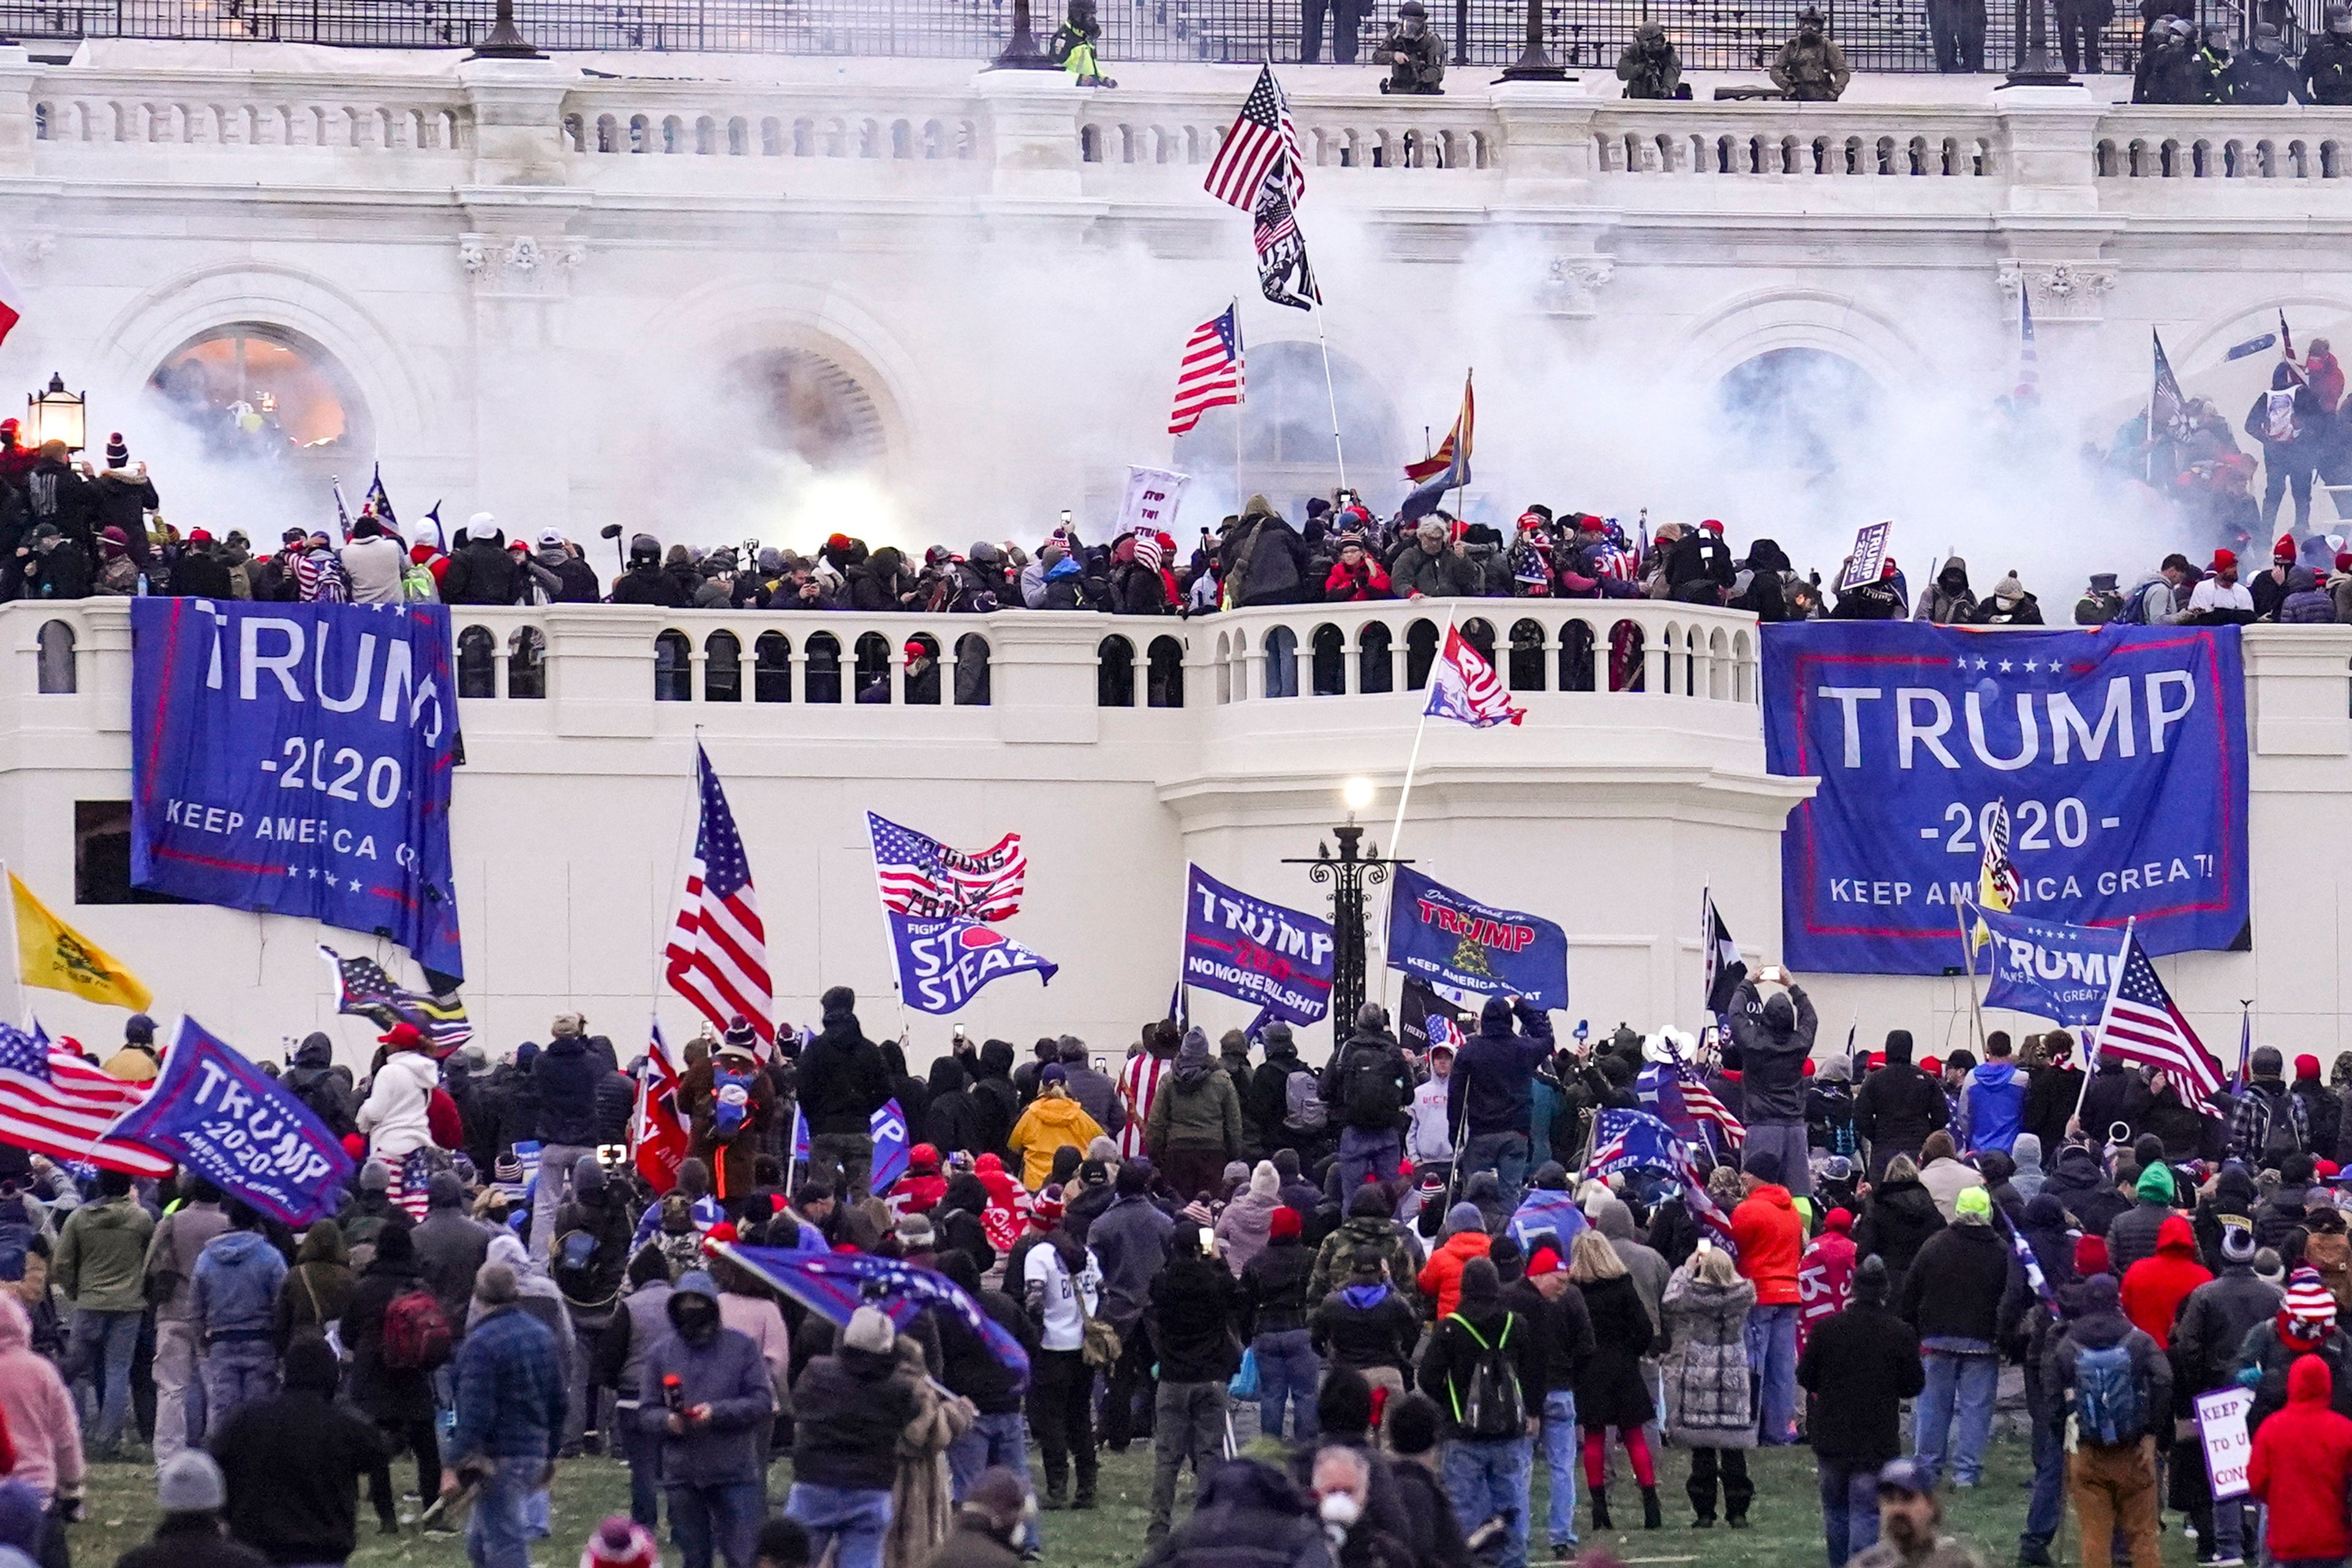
[2093,107,2352,181]
[1595,105,1999,177]
[31,75,474,151]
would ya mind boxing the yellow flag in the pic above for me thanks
[11,873,153,1012]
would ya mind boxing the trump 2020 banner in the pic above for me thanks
[1182,865,1334,1027]
[1763,623,2248,975]
[129,599,464,979]
[1385,865,1569,1010]
[1972,905,2117,1028]
[104,1017,355,1227]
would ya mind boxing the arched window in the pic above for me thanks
[1215,631,1232,705]
[1168,341,1407,520]
[1147,636,1185,708]
[1716,349,1883,479]
[1358,624,1394,695]
[1460,617,1496,671]
[457,625,498,698]
[1262,625,1298,698]
[718,349,889,476]
[954,634,992,706]
[905,632,941,706]
[1559,619,1597,693]
[507,627,545,699]
[1405,619,1440,690]
[704,630,742,703]
[654,629,692,702]
[1609,619,1647,693]
[1098,635,1136,707]
[805,632,842,704]
[35,620,74,694]
[754,631,792,703]
[853,632,892,703]
[1310,624,1346,696]
[147,324,370,497]
[1507,618,1547,692]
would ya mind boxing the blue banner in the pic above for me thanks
[1182,865,1334,1028]
[1385,865,1569,1010]
[1584,1108,1681,1179]
[105,1017,355,1227]
[1763,624,2248,974]
[1973,906,2121,1028]
[869,1098,911,1193]
[129,600,464,979]
[888,913,1058,1015]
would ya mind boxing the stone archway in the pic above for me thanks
[146,322,373,495]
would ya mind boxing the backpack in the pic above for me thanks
[401,560,439,603]
[1446,1313,1524,1440]
[2256,1089,2305,1165]
[710,1066,758,1142]
[381,1286,454,1371]
[1340,1047,1405,1129]
[1283,1067,1328,1136]
[553,1226,616,1310]
[2071,1341,2143,1446]
[2112,581,2160,626]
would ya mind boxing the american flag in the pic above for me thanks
[2015,288,2038,401]
[665,745,774,1048]
[1978,800,2022,913]
[1115,1050,1168,1161]
[320,946,472,1050]
[0,1023,168,1177]
[1424,625,1524,729]
[1677,1060,1745,1149]
[2094,932,2223,1105]
[1676,1147,1739,1259]
[1204,64,1304,211]
[1252,175,1320,313]
[867,812,1026,922]
[1168,304,1245,436]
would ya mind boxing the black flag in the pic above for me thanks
[1252,165,1321,313]
[1703,891,1746,1019]
[1398,978,1466,1058]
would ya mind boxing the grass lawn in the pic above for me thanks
[66,1430,2207,1567]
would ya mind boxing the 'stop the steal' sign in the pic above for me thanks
[1182,865,1334,1027]
[130,599,464,980]
[1763,623,2248,975]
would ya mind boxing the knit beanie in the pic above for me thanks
[1954,1186,1992,1224]
[581,1517,660,1568]
[2073,1234,2111,1278]
[2135,1163,2176,1205]
[1441,1202,1485,1238]
[2285,1266,2338,1332]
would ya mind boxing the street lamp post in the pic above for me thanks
[989,0,1061,70]
[1286,780,1409,1034]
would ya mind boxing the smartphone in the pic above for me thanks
[1059,509,1073,527]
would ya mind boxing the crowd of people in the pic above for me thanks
[2,973,2352,1568]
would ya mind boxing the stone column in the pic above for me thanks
[974,68,1086,203]
[458,55,578,187]
[0,45,39,178]
[1989,81,2105,216]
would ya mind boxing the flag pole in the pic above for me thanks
[1310,302,1349,492]
[1957,894,1988,1056]
[2072,916,2137,1138]
[863,816,916,1039]
[1230,297,1243,518]
[1378,603,1457,1012]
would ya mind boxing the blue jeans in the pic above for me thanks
[65,1309,140,1453]
[1540,1390,1579,1548]
[2020,1408,2065,1557]
[1335,1128,1403,1194]
[466,1456,543,1568]
[1817,1458,1880,1567]
[1443,1436,1532,1568]
[1913,1350,1998,1487]
[1461,1131,1531,1211]
[786,1483,892,1568]
[1253,1329,1320,1444]
[1743,1304,1799,1445]
[670,1480,766,1568]
[948,1411,1035,1552]
[621,1419,663,1531]
[202,1338,281,1442]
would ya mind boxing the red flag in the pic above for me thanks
[632,1022,690,1194]
[0,257,21,350]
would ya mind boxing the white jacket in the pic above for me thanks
[356,1050,439,1161]
[1408,1075,1455,1167]
[339,535,407,606]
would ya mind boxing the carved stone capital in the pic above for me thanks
[9,232,55,280]
[1539,257,1615,320]
[459,231,586,295]
[1997,259,2117,322]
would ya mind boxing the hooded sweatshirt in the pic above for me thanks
[1215,1163,1283,1279]
[1962,1058,2027,1156]
[1730,1183,1803,1305]
[2119,1214,2212,1349]
[1447,997,1554,1141]
[0,1294,81,1501]
[194,1228,290,1342]
[2010,1134,2046,1199]
[2251,1354,2352,1560]
[356,1049,439,1161]
[1007,1090,1105,1193]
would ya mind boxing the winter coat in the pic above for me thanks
[1223,508,1312,608]
[1662,1271,1757,1447]
[1797,1299,1924,1466]
[1310,1215,1425,1313]
[1415,1298,1542,1438]
[1312,1283,1421,1376]
[1724,981,1815,1123]
[1088,1193,1173,1331]
[143,1199,228,1324]
[282,1035,358,1138]
[2107,1194,2180,1278]
[531,1035,603,1148]
[1918,1156,1985,1221]
[2046,1298,2173,1448]
[274,1223,356,1348]
[2118,1214,2211,1349]
[2080,1064,2151,1147]
[637,1320,776,1487]
[2173,1265,2282,1395]
[1150,1254,1242,1384]
[53,1193,154,1313]
[1898,1219,2013,1344]
[799,1016,892,1138]
[1136,1459,1333,1568]
[1145,1060,1245,1163]
[1447,998,1554,1142]
[412,1205,494,1338]
[1240,1234,1315,1338]
[1853,1177,1945,1301]
[2024,1065,2085,1156]
[340,534,407,604]
[1572,1273,1656,1430]
[2250,1354,2352,1561]
[609,560,688,606]
[791,1344,918,1493]
[211,1354,385,1567]
[1962,1060,2028,1155]
[887,1335,970,1568]
[356,1050,439,1161]
[1913,560,1977,625]
[0,1294,81,1502]
[1417,1228,1493,1321]
[1388,540,1479,599]
[440,535,522,606]
[193,1229,289,1342]
[1728,1184,1803,1305]
[1217,1172,1284,1280]
[1007,1092,1105,1193]
[1323,1029,1415,1134]
[451,1303,565,1463]
[342,1254,440,1425]
[1853,1060,1949,1174]
[2244,1322,2352,1433]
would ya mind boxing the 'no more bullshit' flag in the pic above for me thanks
[1182,865,1333,1028]
[104,1016,355,1227]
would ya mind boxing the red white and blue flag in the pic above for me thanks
[1204,64,1304,210]
[1169,304,1244,436]
[0,257,21,351]
[0,1023,165,1177]
[1424,625,1524,729]
[665,745,774,1049]
[633,1020,690,1196]
[2094,932,2223,1106]
[868,812,1027,922]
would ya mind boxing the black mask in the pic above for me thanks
[673,1297,720,1343]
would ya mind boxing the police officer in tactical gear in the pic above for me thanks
[1616,22,1684,97]
[1770,6,1851,99]
[2301,4,2352,102]
[2133,15,2205,102]
[2225,22,2306,99]
[1378,0,1447,93]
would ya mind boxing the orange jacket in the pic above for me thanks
[1417,1229,1493,1320]
[1731,1185,1804,1306]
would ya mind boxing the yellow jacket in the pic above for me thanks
[1007,1091,1106,1191]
